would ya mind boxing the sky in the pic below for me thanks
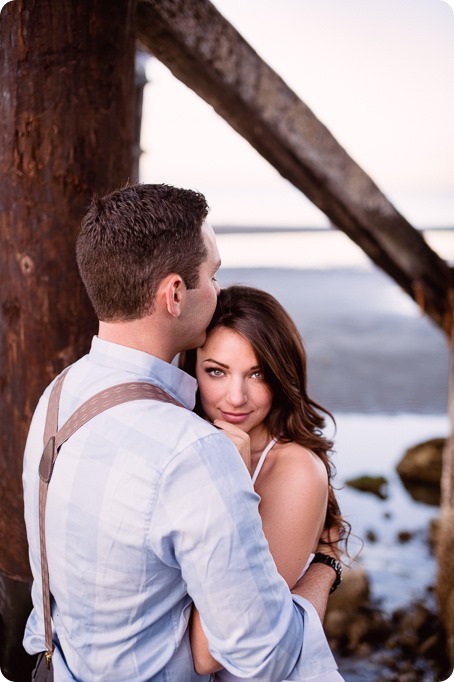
[1,0,453,229]
[139,0,454,229]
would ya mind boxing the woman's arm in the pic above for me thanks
[256,442,328,588]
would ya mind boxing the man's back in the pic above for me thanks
[24,340,340,682]
[23,337,238,680]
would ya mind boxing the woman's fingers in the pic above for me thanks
[214,420,251,472]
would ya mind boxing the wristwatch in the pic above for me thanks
[311,552,342,593]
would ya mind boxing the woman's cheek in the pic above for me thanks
[199,382,220,419]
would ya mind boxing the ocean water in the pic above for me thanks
[215,229,450,415]
[215,226,453,269]
[333,413,449,612]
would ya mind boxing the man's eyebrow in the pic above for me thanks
[202,358,229,368]
[214,259,221,271]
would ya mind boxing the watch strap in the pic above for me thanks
[311,552,342,593]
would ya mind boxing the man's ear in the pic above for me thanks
[159,274,186,318]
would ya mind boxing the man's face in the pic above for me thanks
[181,221,221,350]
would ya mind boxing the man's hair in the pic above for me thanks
[76,183,209,321]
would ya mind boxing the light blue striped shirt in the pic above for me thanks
[23,337,338,681]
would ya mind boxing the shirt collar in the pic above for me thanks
[88,336,197,410]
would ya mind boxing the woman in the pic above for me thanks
[180,285,349,680]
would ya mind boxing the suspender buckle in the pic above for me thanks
[39,436,56,483]
[45,650,53,670]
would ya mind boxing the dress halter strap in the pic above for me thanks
[251,437,278,485]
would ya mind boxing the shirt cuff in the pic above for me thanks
[288,594,339,680]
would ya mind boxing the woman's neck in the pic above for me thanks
[249,424,273,456]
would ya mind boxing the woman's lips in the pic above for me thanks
[219,410,251,424]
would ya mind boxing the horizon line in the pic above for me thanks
[213,225,453,234]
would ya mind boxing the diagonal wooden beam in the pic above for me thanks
[136,0,452,335]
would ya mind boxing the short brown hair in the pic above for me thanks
[76,183,209,321]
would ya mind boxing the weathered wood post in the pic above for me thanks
[0,0,137,678]
[437,320,454,666]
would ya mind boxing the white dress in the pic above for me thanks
[214,439,345,682]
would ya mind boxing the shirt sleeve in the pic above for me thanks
[149,431,338,681]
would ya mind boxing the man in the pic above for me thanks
[23,183,341,680]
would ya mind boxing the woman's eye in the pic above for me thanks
[250,371,263,380]
[206,368,224,377]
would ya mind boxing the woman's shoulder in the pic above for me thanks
[256,440,328,516]
[268,440,328,486]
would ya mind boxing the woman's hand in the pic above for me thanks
[214,419,251,473]
[190,607,222,675]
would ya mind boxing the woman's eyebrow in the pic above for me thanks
[202,358,229,368]
[201,358,261,372]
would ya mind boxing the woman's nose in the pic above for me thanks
[226,380,247,406]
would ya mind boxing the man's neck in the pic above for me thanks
[98,319,174,363]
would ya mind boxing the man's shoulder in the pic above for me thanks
[157,406,223,450]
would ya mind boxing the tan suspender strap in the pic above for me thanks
[42,368,71,448]
[38,373,184,666]
[39,366,71,663]
[39,381,182,483]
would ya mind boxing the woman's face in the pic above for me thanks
[196,326,273,437]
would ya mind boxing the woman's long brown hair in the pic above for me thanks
[180,285,350,552]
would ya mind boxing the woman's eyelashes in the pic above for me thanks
[204,367,225,377]
[204,366,264,381]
